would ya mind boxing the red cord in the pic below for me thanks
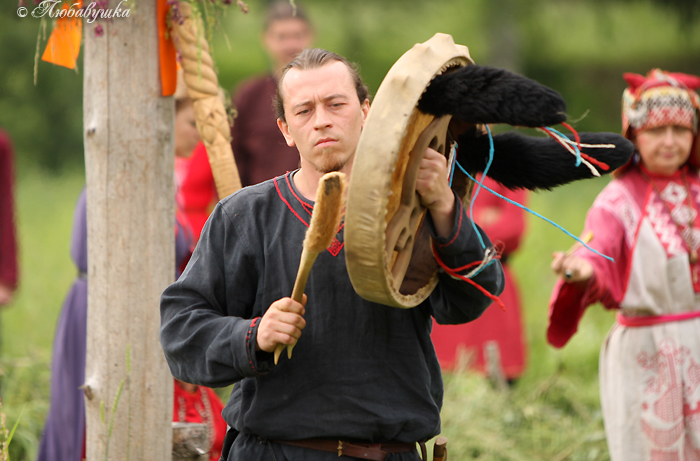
[542,127,610,171]
[561,122,581,151]
[431,243,506,311]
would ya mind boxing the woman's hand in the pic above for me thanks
[551,252,594,283]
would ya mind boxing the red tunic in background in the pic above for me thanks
[172,380,227,461]
[175,142,218,243]
[176,75,302,242]
[431,176,528,378]
[0,129,18,291]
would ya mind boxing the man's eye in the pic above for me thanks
[296,109,309,115]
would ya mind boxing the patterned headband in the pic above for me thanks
[622,69,700,135]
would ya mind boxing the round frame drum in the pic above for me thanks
[345,33,473,308]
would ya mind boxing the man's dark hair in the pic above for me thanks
[275,48,370,122]
[264,1,311,31]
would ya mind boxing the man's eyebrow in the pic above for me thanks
[323,94,348,102]
[292,100,313,111]
[291,94,349,112]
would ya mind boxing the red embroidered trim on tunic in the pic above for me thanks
[274,174,345,257]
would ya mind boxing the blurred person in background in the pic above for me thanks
[548,69,700,459]
[176,1,315,244]
[230,0,315,188]
[0,127,18,308]
[431,176,528,382]
[37,79,226,461]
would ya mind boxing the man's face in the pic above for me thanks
[277,61,370,175]
[263,18,314,71]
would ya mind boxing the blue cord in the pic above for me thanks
[467,125,495,250]
[546,127,582,166]
[457,163,615,262]
[446,125,613,277]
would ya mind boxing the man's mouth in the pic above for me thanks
[316,138,337,147]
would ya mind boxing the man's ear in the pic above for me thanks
[360,99,370,129]
[277,118,296,147]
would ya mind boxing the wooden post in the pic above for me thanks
[83,0,174,459]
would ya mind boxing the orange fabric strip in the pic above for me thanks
[41,1,84,69]
[158,0,177,96]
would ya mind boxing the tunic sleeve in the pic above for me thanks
[547,203,628,348]
[0,131,18,290]
[428,192,506,325]
[160,201,273,387]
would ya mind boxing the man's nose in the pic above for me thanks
[314,107,332,129]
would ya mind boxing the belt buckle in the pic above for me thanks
[337,440,343,457]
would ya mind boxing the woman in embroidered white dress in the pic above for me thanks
[548,69,700,460]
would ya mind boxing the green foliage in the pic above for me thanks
[0,167,83,460]
[0,358,51,461]
[2,0,700,175]
[0,15,83,173]
[437,370,609,460]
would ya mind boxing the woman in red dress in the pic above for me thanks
[431,175,528,380]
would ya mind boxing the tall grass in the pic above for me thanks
[433,177,616,460]
[3,167,85,460]
[5,166,616,459]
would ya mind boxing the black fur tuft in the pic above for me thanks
[457,131,634,191]
[418,65,567,127]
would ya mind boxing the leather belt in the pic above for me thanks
[274,438,423,460]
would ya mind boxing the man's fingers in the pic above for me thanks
[422,146,446,163]
[271,319,305,344]
[257,297,308,352]
[274,297,306,315]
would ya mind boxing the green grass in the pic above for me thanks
[1,167,85,460]
[428,177,616,460]
[2,166,616,459]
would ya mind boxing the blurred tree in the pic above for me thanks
[2,0,700,173]
[0,15,83,173]
[626,0,699,24]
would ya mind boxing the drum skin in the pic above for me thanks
[345,33,473,308]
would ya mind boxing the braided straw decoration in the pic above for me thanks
[170,2,242,199]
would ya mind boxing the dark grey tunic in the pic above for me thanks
[160,171,504,456]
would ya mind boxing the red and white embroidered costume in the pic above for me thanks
[548,164,700,460]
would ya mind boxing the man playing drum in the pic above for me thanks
[160,48,504,461]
